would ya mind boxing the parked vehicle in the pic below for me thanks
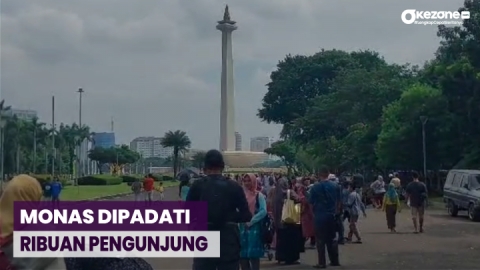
[443,169,480,221]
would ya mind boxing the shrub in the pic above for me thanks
[78,175,123,186]
[162,175,174,181]
[33,174,68,186]
[121,175,140,184]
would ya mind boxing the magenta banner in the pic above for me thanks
[14,201,207,231]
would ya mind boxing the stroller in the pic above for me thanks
[261,213,275,261]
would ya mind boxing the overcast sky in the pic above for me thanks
[1,0,465,150]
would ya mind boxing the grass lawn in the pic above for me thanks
[61,181,179,201]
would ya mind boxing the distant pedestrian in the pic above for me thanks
[42,178,52,201]
[382,183,401,232]
[143,174,155,206]
[131,178,142,203]
[405,171,428,233]
[50,176,62,208]
[157,182,165,201]
[370,176,386,209]
[345,182,366,244]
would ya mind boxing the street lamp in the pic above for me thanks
[420,116,428,181]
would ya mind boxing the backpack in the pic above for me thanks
[198,176,232,229]
[255,193,274,244]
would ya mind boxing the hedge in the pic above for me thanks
[78,175,123,186]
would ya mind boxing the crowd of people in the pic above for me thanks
[183,150,429,269]
[0,149,429,270]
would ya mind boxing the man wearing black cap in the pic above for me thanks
[187,149,251,270]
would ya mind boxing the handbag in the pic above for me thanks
[281,190,301,224]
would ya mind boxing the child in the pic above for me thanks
[157,182,165,201]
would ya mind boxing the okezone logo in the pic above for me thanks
[401,9,470,25]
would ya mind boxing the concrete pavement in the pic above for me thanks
[112,188,480,269]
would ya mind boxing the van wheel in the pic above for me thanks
[468,203,480,221]
[447,200,458,217]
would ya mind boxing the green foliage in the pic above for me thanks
[78,175,123,186]
[264,140,297,175]
[258,0,480,178]
[191,151,206,169]
[88,145,140,173]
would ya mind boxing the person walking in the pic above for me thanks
[298,177,315,249]
[157,182,165,201]
[382,183,401,232]
[345,182,367,244]
[370,176,386,209]
[308,166,340,268]
[50,176,62,208]
[131,178,142,204]
[143,174,155,206]
[187,150,252,270]
[239,173,267,270]
[405,171,428,233]
[273,177,303,265]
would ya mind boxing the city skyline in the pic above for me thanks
[2,0,464,149]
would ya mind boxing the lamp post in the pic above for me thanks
[77,88,84,176]
[420,116,428,181]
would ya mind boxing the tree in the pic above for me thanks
[88,145,140,174]
[376,84,454,170]
[160,130,191,177]
[258,50,390,137]
[264,140,297,175]
[191,151,206,169]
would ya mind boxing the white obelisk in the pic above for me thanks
[217,5,237,152]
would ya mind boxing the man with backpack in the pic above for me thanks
[187,149,252,270]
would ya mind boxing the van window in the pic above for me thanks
[469,175,480,190]
[459,175,469,188]
[445,172,455,185]
[452,173,463,187]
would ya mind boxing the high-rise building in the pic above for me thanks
[250,136,270,152]
[235,132,242,151]
[130,137,173,158]
[6,108,37,121]
[92,132,115,149]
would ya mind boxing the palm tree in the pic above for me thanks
[160,130,191,177]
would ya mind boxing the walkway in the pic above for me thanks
[113,187,480,269]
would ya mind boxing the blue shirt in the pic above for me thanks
[51,182,62,197]
[308,180,339,224]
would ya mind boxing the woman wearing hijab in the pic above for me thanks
[382,183,401,232]
[272,177,302,265]
[298,178,315,249]
[178,173,191,201]
[238,174,267,270]
[0,174,66,270]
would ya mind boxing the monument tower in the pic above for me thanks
[217,5,237,151]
